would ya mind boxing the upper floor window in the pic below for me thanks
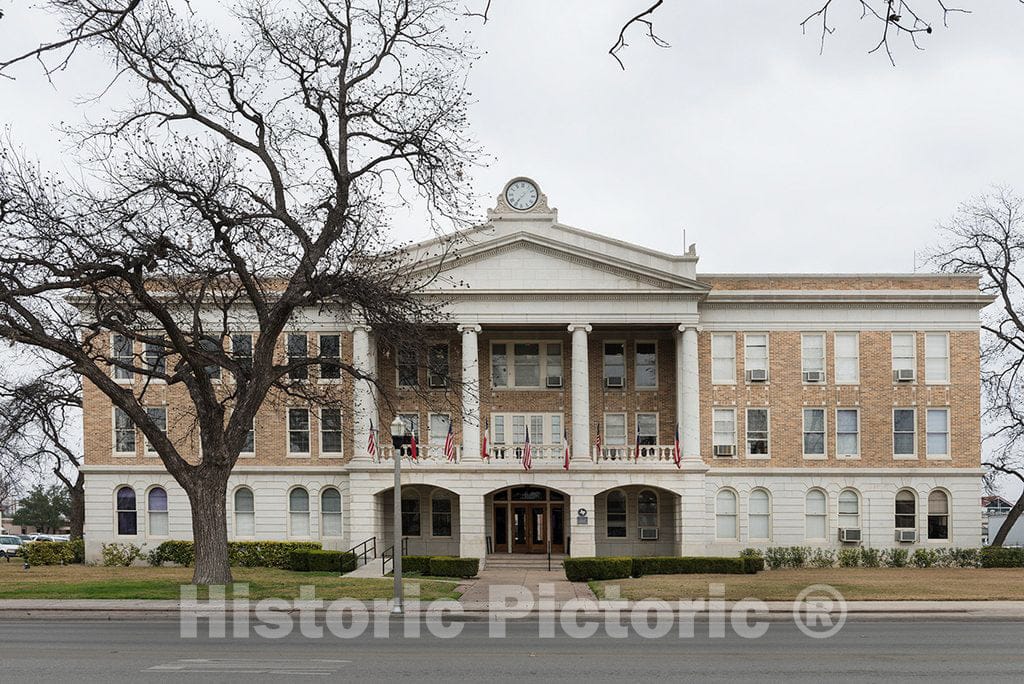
[801,333,825,381]
[606,490,627,538]
[429,413,451,449]
[231,333,253,373]
[604,413,627,447]
[112,333,133,380]
[924,333,950,384]
[893,408,916,457]
[241,417,256,455]
[834,332,860,384]
[490,413,561,446]
[320,408,343,456]
[635,342,657,388]
[802,408,826,458]
[491,342,562,389]
[711,333,736,384]
[287,333,308,380]
[143,406,167,455]
[319,334,342,380]
[746,408,769,457]
[397,347,418,387]
[144,338,166,376]
[926,408,949,457]
[603,342,626,388]
[397,413,419,446]
[428,344,450,388]
[712,408,737,457]
[114,407,136,454]
[287,408,311,454]
[836,408,859,457]
[744,333,769,380]
[636,413,658,445]
[891,332,916,380]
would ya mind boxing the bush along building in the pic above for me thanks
[80,178,991,565]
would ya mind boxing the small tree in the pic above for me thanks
[12,485,70,534]
[929,188,1024,546]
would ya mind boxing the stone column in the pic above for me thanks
[349,324,373,461]
[568,324,593,461]
[459,494,487,563]
[458,324,482,461]
[570,493,596,557]
[678,324,701,460]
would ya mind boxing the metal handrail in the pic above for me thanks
[347,536,377,567]
[381,538,409,576]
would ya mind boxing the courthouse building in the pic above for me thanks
[81,178,990,563]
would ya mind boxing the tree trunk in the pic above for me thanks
[186,473,233,585]
[69,473,85,540]
[990,492,1024,547]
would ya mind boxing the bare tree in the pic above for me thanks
[929,188,1024,546]
[0,0,478,584]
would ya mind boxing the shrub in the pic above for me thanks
[946,547,981,568]
[427,556,479,578]
[764,547,788,570]
[101,542,143,567]
[837,548,861,568]
[860,547,882,568]
[402,556,433,574]
[22,540,80,566]
[631,556,756,577]
[148,540,322,569]
[911,548,940,568]
[981,547,1024,568]
[882,548,909,568]
[148,540,195,567]
[563,557,633,581]
[787,546,811,568]
[810,549,836,568]
[289,549,356,573]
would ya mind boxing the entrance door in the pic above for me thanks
[512,504,547,553]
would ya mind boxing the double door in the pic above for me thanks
[495,502,565,554]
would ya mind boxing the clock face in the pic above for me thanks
[505,180,539,211]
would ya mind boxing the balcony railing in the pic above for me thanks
[487,444,566,463]
[592,444,677,463]
[372,443,677,465]
[376,444,463,462]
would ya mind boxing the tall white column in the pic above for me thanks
[678,324,702,460]
[458,324,482,462]
[349,324,373,461]
[568,324,592,461]
[459,495,487,564]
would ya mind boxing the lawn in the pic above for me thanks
[592,568,1024,601]
[0,562,461,601]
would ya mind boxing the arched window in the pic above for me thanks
[748,489,771,540]
[928,490,949,540]
[147,487,168,537]
[606,490,627,538]
[431,493,452,537]
[116,486,137,535]
[838,489,860,529]
[234,487,255,537]
[895,489,916,530]
[805,489,827,540]
[289,487,310,537]
[321,488,342,538]
[638,489,658,529]
[715,489,738,540]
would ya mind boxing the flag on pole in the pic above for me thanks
[522,426,532,471]
[673,423,681,469]
[410,431,419,461]
[635,420,641,462]
[481,419,489,460]
[444,420,456,462]
[562,427,570,471]
[367,420,377,460]
[595,423,602,454]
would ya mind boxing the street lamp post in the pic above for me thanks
[389,416,406,615]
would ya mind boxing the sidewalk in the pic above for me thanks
[456,567,596,611]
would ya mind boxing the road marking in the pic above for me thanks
[145,659,350,675]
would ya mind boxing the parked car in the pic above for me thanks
[0,535,23,558]
[18,534,33,542]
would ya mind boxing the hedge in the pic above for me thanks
[631,556,757,577]
[148,540,322,569]
[428,556,480,578]
[288,549,357,573]
[563,557,634,581]
[402,555,433,574]
[981,547,1024,568]
[22,539,85,566]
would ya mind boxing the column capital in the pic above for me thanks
[567,323,593,333]
[677,324,703,333]
[457,323,482,334]
[347,323,372,333]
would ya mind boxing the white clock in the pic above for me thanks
[505,179,539,211]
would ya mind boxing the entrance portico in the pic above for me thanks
[487,486,567,555]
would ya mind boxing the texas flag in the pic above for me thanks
[562,427,570,471]
[635,421,641,462]
[481,419,490,460]
[522,426,532,471]
[410,431,419,461]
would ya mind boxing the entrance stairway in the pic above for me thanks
[485,554,567,571]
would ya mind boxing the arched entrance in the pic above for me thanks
[487,486,567,555]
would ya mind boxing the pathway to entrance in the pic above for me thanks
[457,556,596,611]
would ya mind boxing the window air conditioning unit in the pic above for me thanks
[428,374,448,389]
[746,369,768,383]
[894,369,916,383]
[546,376,563,388]
[895,529,917,543]
[605,376,624,388]
[639,527,659,540]
[803,370,825,383]
[839,528,862,543]
[713,444,736,457]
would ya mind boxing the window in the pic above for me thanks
[288,408,311,454]
[199,337,221,380]
[432,495,452,537]
[144,406,166,455]
[287,333,308,380]
[320,408,343,455]
[397,413,419,447]
[638,490,658,528]
[545,344,563,387]
[401,495,421,536]
[491,343,508,387]
[148,487,168,537]
[427,344,449,388]
[144,338,166,375]
[321,488,342,538]
[492,415,505,445]
[801,333,825,379]
[288,487,310,537]
[928,490,949,540]
[749,489,771,540]
[397,347,418,387]
[231,333,253,373]
[713,408,737,453]
[319,334,342,380]
[926,408,949,457]
[114,407,136,454]
[635,342,657,388]
[636,413,658,446]
[893,408,916,457]
[895,490,916,529]
[116,486,137,535]
[836,408,860,457]
[715,489,737,540]
[603,342,625,386]
[711,333,736,384]
[746,408,769,457]
[805,489,827,540]
[241,417,255,455]
[606,490,627,537]
[834,332,860,384]
[802,408,826,457]
[490,342,562,388]
[839,489,860,529]
[429,413,450,449]
[112,333,133,380]
[892,332,916,375]
[744,333,768,376]
[604,413,626,447]
[924,332,949,384]
[234,487,255,537]
[514,343,541,386]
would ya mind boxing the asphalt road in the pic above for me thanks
[2,617,1023,682]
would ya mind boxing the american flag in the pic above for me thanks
[673,423,681,469]
[443,420,456,462]
[635,421,641,462]
[522,426,532,471]
[481,419,489,460]
[562,427,570,471]
[595,423,602,453]
[367,420,377,460]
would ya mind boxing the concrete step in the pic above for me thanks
[485,555,566,570]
